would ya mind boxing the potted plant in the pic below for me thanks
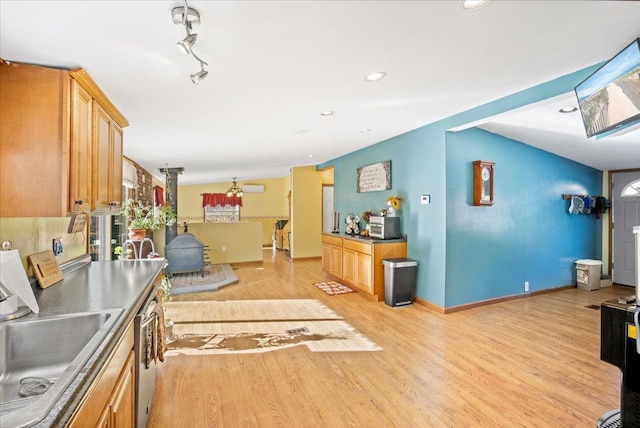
[386,195,402,217]
[113,246,133,260]
[121,198,177,239]
[361,210,375,234]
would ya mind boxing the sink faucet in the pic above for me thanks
[0,280,13,302]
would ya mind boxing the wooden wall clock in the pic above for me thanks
[473,160,495,206]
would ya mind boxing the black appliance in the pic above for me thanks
[164,233,205,277]
[134,288,160,428]
[600,299,640,427]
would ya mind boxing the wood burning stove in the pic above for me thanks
[164,233,205,277]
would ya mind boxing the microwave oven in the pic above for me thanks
[369,216,400,239]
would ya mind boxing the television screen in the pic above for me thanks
[574,38,640,138]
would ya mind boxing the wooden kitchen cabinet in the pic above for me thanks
[0,61,71,217]
[322,234,406,301]
[69,78,93,212]
[343,239,373,293]
[0,60,128,217]
[67,322,135,428]
[356,251,372,292]
[109,351,135,427]
[69,69,127,213]
[321,234,343,278]
[93,104,123,211]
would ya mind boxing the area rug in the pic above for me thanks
[313,281,356,295]
[168,264,238,296]
[164,299,380,355]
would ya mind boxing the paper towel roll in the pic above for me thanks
[0,250,39,314]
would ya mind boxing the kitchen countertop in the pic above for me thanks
[323,232,407,244]
[14,257,165,428]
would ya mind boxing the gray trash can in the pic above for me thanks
[382,258,417,307]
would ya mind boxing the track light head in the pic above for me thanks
[177,33,197,54]
[190,68,208,85]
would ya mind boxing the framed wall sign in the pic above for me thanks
[357,160,392,193]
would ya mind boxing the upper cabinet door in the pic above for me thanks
[0,61,71,217]
[93,106,124,211]
[93,105,112,211]
[69,80,94,213]
[110,124,123,208]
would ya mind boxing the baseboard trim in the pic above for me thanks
[414,284,576,314]
[291,256,322,262]
[414,297,445,314]
[229,260,263,269]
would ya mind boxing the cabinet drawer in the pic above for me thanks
[322,235,342,246]
[343,239,372,255]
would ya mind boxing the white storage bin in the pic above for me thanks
[575,259,603,291]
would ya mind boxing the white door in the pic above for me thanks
[613,171,640,286]
[322,185,334,232]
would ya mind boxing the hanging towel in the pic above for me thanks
[152,302,166,362]
[144,323,153,369]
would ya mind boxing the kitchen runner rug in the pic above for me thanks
[163,299,380,355]
[313,281,356,296]
[168,264,238,296]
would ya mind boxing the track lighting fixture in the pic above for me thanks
[172,0,209,84]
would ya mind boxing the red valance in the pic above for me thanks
[202,193,243,207]
[154,186,165,207]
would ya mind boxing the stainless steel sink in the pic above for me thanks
[0,308,123,428]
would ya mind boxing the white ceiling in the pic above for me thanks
[1,1,639,185]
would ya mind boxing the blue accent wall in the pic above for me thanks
[445,128,602,307]
[319,63,606,309]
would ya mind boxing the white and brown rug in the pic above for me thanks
[313,281,356,295]
[164,299,381,355]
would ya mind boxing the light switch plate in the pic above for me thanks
[421,194,431,204]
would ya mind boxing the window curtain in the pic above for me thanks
[154,186,165,207]
[122,158,137,189]
[202,193,242,207]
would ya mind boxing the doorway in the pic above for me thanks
[612,170,640,286]
[322,185,334,233]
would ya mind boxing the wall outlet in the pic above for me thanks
[221,246,227,252]
[52,237,63,256]
[421,194,431,205]
[524,281,529,292]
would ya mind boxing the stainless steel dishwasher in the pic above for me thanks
[134,290,160,428]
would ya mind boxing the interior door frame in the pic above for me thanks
[607,167,640,276]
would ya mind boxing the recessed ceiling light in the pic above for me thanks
[365,72,386,82]
[462,0,492,11]
[320,111,334,117]
[308,154,314,158]
[294,129,310,135]
[360,128,372,133]
[559,107,578,113]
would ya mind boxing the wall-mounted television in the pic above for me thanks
[574,38,640,138]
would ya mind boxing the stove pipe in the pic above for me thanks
[159,167,184,245]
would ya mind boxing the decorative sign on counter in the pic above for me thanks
[356,160,392,193]
[28,250,63,289]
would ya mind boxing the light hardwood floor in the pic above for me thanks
[148,249,628,427]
